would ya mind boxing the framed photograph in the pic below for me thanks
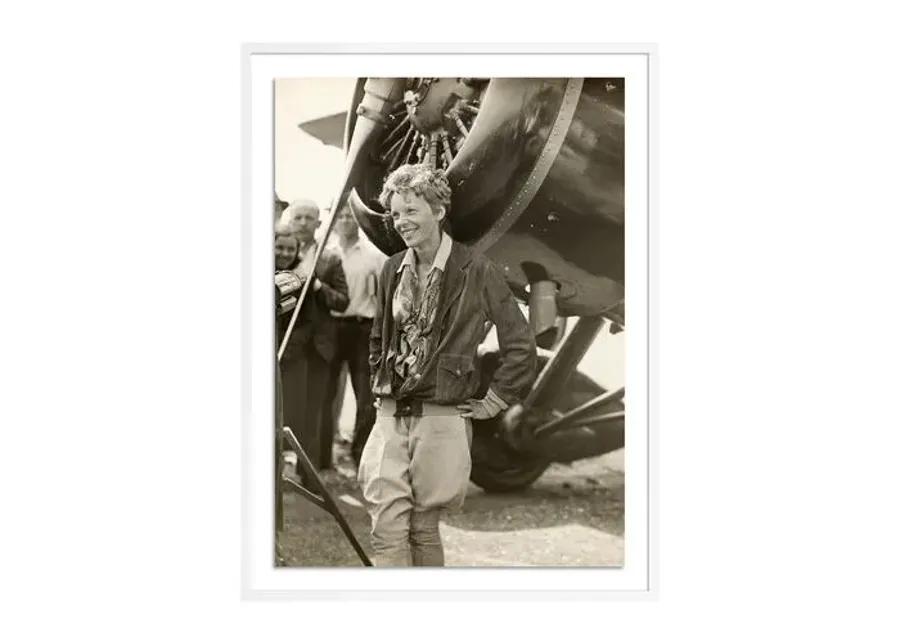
[242,44,656,598]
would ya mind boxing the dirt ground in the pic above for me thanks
[277,445,624,567]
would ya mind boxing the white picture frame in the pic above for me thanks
[242,43,658,599]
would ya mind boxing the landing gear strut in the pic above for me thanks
[469,318,625,492]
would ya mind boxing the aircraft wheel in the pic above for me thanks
[469,419,550,492]
[469,354,607,492]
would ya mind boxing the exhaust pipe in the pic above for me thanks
[521,261,563,350]
[348,188,407,256]
[528,280,559,349]
[330,78,406,219]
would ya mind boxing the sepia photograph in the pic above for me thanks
[271,75,631,568]
[10,5,898,636]
[11,6,897,635]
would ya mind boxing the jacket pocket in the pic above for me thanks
[436,353,476,402]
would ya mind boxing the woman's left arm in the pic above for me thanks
[482,260,537,406]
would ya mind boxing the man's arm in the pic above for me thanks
[314,253,349,313]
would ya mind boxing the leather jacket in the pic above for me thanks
[369,240,537,405]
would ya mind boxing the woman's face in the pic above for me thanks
[389,190,444,250]
[274,234,299,270]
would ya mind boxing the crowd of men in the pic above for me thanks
[275,198,385,476]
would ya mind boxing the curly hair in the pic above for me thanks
[378,164,452,216]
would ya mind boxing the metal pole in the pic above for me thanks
[281,427,373,566]
[532,388,625,437]
[523,316,607,409]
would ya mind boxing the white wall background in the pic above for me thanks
[3,2,900,641]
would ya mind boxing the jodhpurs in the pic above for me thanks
[357,398,472,567]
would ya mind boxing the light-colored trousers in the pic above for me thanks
[357,400,472,567]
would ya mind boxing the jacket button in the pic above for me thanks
[456,369,462,376]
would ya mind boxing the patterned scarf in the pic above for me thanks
[389,262,444,396]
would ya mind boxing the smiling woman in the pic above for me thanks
[380,164,452,255]
[267,69,641,576]
[357,162,538,567]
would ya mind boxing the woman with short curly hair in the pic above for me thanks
[358,164,537,566]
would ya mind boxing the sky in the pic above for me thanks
[275,78,355,220]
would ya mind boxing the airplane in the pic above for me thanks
[283,77,625,493]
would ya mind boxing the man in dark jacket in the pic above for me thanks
[357,165,537,567]
[277,202,349,470]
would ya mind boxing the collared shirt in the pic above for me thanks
[384,232,453,397]
[395,229,453,277]
[330,238,386,319]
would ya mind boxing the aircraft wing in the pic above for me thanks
[298,111,347,149]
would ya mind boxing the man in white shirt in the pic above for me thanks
[321,206,387,467]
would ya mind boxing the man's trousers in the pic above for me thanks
[320,317,377,466]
